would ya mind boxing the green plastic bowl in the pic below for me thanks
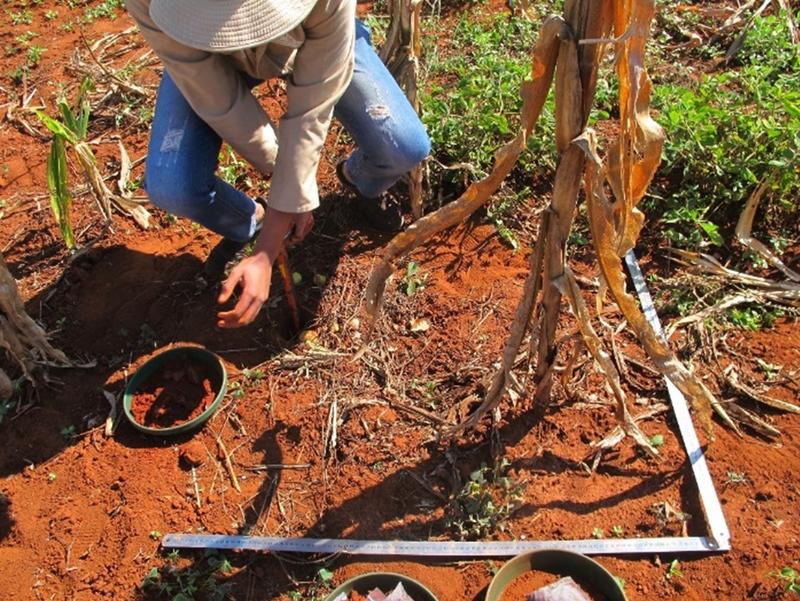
[485,549,627,601]
[123,346,227,436]
[323,571,438,601]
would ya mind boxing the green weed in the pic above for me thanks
[769,567,800,594]
[218,146,252,189]
[9,10,34,25]
[727,305,783,331]
[446,458,524,540]
[140,550,233,601]
[287,567,335,601]
[649,15,800,249]
[0,378,24,425]
[402,261,427,296]
[82,0,124,23]
[421,13,555,194]
[26,44,45,66]
[725,471,747,485]
[665,559,684,580]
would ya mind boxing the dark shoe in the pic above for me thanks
[336,160,405,233]
[203,197,268,279]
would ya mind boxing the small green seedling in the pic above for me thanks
[149,530,162,540]
[292,272,303,285]
[47,472,57,482]
[648,433,665,447]
[725,471,747,485]
[60,425,77,440]
[402,261,427,296]
[141,549,232,600]
[611,525,624,538]
[665,559,684,580]
[313,273,327,286]
[242,367,266,383]
[755,358,782,380]
[229,381,245,400]
[770,567,800,593]
[446,458,524,540]
[591,527,604,539]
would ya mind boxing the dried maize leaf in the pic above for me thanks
[726,369,800,414]
[725,401,780,439]
[670,249,800,295]
[578,130,732,435]
[363,16,568,326]
[446,212,549,435]
[555,266,657,456]
[609,0,664,257]
[75,142,150,229]
[735,179,800,283]
[532,1,614,405]
[382,0,426,220]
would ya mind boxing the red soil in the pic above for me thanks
[0,2,798,601]
[129,358,219,428]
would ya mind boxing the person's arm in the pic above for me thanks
[267,0,356,214]
[126,0,279,174]
[217,0,356,328]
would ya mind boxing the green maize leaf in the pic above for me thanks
[35,110,77,144]
[57,99,80,137]
[46,135,76,249]
[78,99,91,139]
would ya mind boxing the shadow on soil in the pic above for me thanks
[140,400,696,600]
[0,195,381,479]
[0,491,12,543]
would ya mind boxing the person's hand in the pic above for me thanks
[216,207,313,328]
[216,252,273,328]
[286,210,314,246]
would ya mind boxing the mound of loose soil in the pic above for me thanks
[129,358,219,428]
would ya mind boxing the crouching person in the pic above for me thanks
[127,0,430,328]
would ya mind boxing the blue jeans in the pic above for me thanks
[144,20,430,242]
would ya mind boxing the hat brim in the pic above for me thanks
[150,0,317,52]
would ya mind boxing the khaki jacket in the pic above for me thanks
[127,0,356,213]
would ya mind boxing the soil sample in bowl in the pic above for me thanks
[500,573,607,601]
[130,357,220,428]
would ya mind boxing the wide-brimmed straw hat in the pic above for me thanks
[149,0,317,52]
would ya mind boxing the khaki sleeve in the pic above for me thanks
[126,0,278,175]
[267,0,356,213]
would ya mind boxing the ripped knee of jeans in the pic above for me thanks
[366,104,391,119]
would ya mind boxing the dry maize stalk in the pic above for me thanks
[364,15,568,325]
[382,0,426,220]
[532,0,613,405]
[735,178,800,283]
[0,253,71,397]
